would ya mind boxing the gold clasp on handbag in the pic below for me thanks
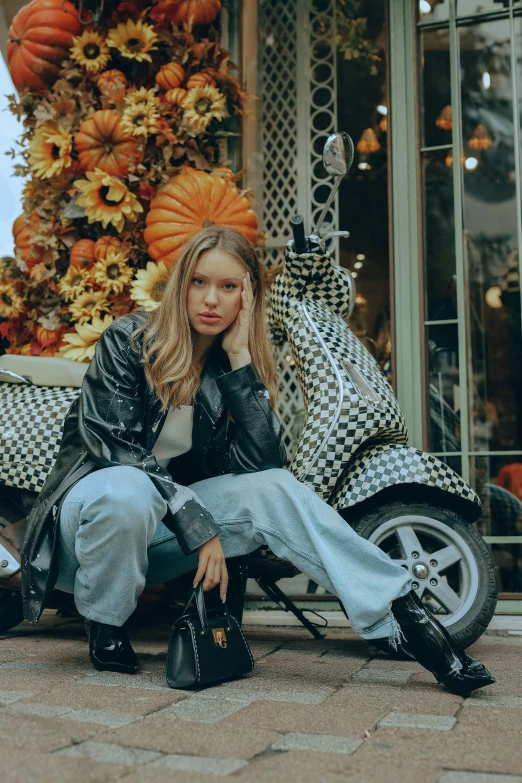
[212,628,227,648]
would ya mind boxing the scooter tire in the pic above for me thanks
[349,500,498,656]
[0,590,24,634]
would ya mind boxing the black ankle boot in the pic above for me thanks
[85,620,139,674]
[391,590,495,697]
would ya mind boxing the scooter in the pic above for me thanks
[0,131,497,651]
[265,131,497,652]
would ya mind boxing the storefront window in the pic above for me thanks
[417,0,522,595]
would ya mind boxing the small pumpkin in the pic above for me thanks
[151,0,221,27]
[96,69,128,102]
[36,325,64,348]
[165,87,187,106]
[156,62,185,91]
[7,0,81,92]
[13,214,44,271]
[186,70,216,89]
[94,235,123,261]
[70,238,96,270]
[144,168,259,266]
[75,110,143,176]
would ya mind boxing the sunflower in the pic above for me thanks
[129,260,169,311]
[0,282,24,318]
[59,315,114,362]
[93,250,134,294]
[68,289,110,325]
[182,85,227,133]
[121,102,160,138]
[124,87,160,109]
[58,266,90,303]
[107,19,158,63]
[74,169,143,232]
[28,124,73,179]
[70,30,110,73]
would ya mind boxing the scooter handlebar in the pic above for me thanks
[290,215,310,254]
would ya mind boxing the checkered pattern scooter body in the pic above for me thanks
[267,242,481,513]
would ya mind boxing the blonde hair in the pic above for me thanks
[131,226,279,412]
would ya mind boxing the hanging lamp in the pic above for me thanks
[435,104,452,130]
[356,128,380,154]
[468,124,493,150]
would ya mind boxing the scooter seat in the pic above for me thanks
[0,355,87,388]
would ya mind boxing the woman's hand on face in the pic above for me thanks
[221,272,253,363]
[194,535,228,601]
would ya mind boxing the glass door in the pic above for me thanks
[418,0,522,595]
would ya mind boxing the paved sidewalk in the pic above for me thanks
[0,611,521,783]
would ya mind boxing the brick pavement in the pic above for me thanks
[0,611,521,783]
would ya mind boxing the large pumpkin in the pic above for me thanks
[144,169,258,265]
[75,110,143,177]
[7,0,81,92]
[151,0,221,26]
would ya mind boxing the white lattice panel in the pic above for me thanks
[259,0,338,457]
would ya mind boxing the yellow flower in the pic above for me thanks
[182,85,227,133]
[70,30,110,73]
[0,282,24,318]
[107,19,158,63]
[58,266,90,303]
[68,289,110,324]
[129,260,169,311]
[93,250,134,294]
[59,315,114,362]
[124,87,160,109]
[28,124,73,179]
[74,169,143,233]
[121,102,160,138]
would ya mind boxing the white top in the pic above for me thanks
[152,405,193,468]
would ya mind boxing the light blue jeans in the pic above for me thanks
[56,466,411,641]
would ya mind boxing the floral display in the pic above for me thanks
[1,0,259,360]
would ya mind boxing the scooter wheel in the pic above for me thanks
[349,499,497,655]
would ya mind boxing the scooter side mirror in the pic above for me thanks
[322,131,354,178]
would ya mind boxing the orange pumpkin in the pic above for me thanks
[144,169,258,265]
[156,62,185,91]
[7,0,81,92]
[70,238,96,270]
[13,214,44,271]
[152,0,221,26]
[96,69,128,102]
[165,87,187,106]
[186,70,216,89]
[74,110,143,177]
[94,235,122,261]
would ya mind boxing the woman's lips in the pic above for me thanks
[199,313,222,323]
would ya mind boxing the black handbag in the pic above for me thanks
[166,584,255,689]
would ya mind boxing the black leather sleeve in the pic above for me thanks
[216,363,287,473]
[78,324,219,554]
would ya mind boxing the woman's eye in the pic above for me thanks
[192,278,204,286]
[223,283,237,290]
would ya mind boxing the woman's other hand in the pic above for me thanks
[221,272,253,369]
[194,535,228,601]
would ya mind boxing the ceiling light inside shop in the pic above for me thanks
[377,105,387,115]
[482,71,491,90]
[352,271,358,278]
[356,254,365,260]
[358,162,370,170]
[419,0,431,13]
[485,285,502,309]
[464,157,478,171]
[354,261,363,269]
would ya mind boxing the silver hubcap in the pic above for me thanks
[368,514,479,627]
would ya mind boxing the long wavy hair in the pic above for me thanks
[130,226,279,412]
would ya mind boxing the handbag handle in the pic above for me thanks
[180,584,233,635]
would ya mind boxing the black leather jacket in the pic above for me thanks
[21,312,286,624]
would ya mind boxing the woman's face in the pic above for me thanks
[187,248,247,337]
